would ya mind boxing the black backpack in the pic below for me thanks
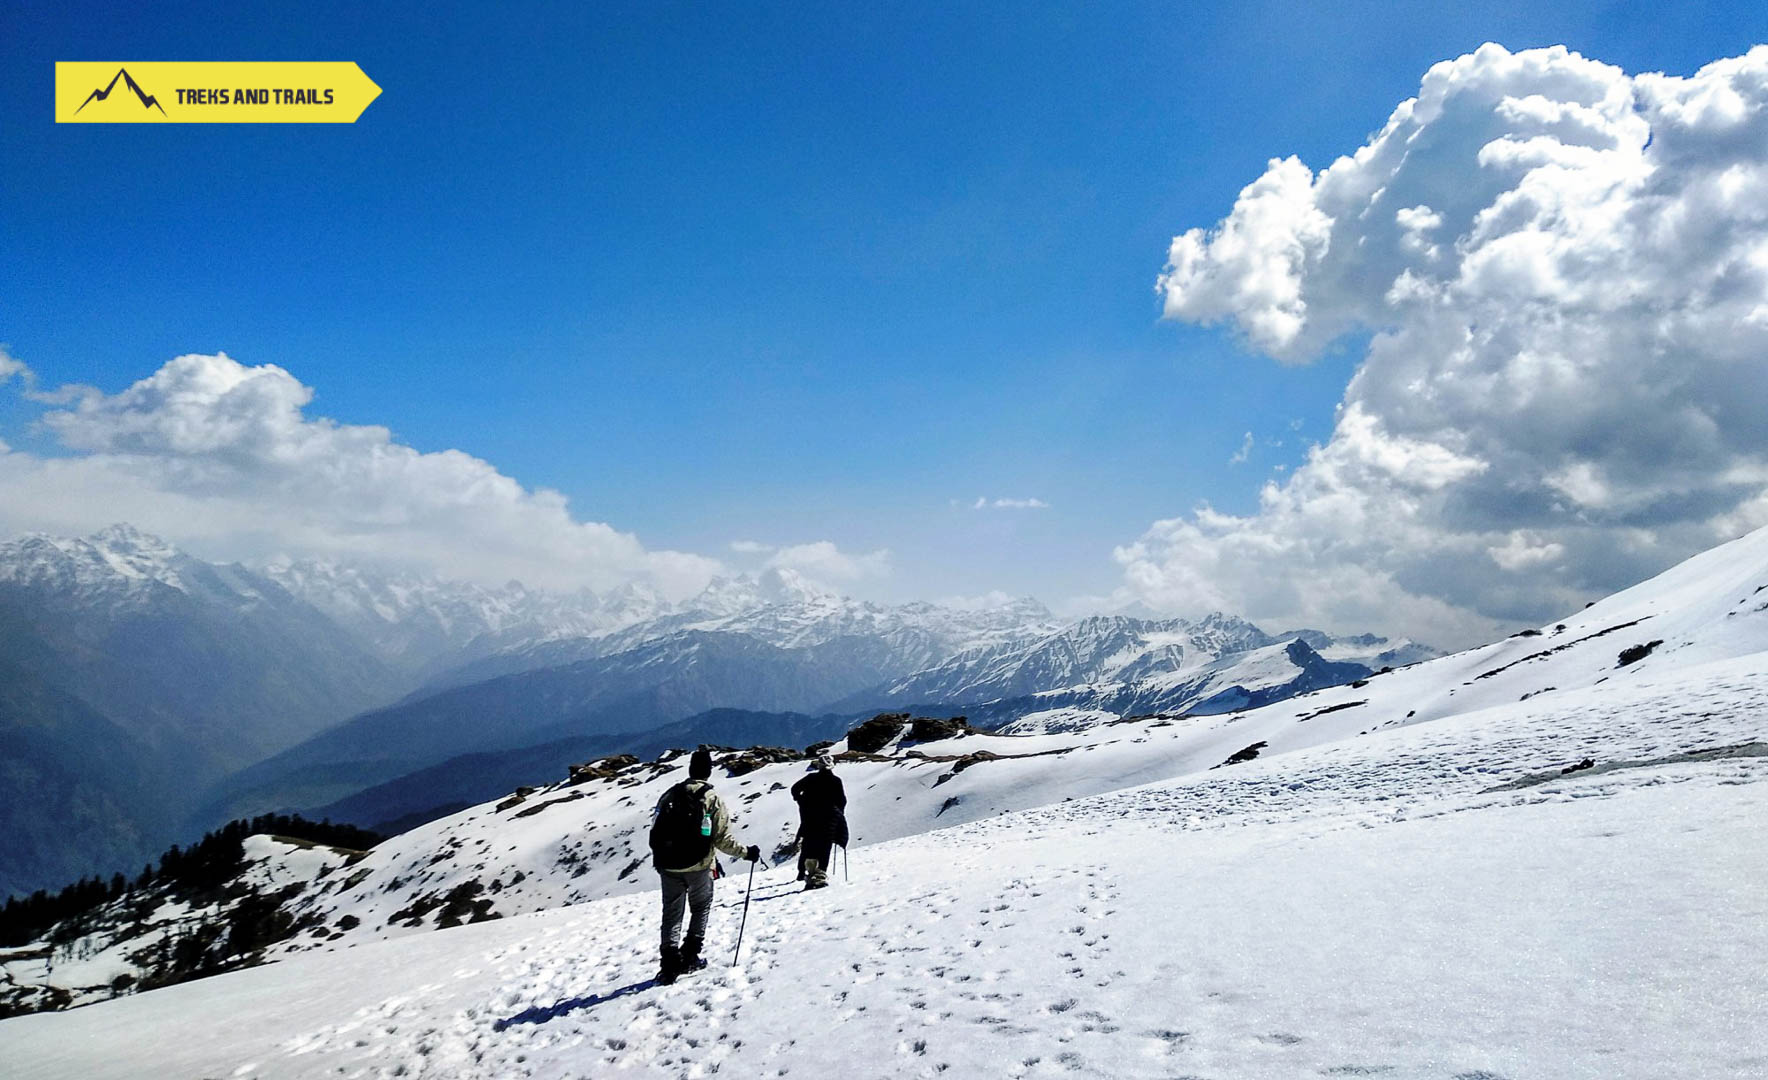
[650,781,713,870]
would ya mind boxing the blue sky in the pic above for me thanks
[4,2,1768,638]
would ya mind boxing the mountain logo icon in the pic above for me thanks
[75,67,167,115]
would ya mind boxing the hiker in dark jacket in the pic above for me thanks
[790,751,847,890]
[651,748,758,984]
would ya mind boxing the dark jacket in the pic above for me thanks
[791,769,848,846]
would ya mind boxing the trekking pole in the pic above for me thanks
[842,844,849,882]
[731,857,757,966]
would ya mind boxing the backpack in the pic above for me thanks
[650,781,713,870]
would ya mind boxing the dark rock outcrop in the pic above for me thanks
[845,714,909,754]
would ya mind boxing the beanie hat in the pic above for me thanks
[816,751,835,771]
[689,748,713,780]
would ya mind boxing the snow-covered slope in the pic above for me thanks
[0,836,362,1015]
[4,637,1764,1076]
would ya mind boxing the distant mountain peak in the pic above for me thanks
[0,524,196,596]
[687,568,838,615]
[935,592,1052,616]
[755,566,837,604]
[88,522,180,559]
[1191,610,1263,633]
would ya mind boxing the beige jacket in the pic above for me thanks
[656,779,750,873]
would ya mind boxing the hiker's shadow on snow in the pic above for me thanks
[492,979,653,1031]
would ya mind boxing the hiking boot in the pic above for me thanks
[679,935,706,972]
[803,857,828,890]
[656,945,682,986]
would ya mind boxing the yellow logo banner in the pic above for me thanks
[56,62,380,123]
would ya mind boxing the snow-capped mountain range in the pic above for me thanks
[419,568,1062,692]
[257,554,1065,694]
[1,525,234,607]
[0,527,402,898]
[0,524,1416,901]
[834,611,1433,723]
[3,521,1764,1076]
[257,559,669,680]
[198,596,1421,836]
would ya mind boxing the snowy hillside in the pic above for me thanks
[4,627,1764,1075]
[0,835,363,1015]
[222,633,1768,963]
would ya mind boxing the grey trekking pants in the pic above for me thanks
[659,868,714,950]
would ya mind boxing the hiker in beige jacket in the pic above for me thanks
[650,748,758,983]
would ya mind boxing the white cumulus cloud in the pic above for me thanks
[1487,530,1567,571]
[0,346,27,385]
[937,590,1025,611]
[0,352,724,597]
[764,540,891,582]
[1131,43,1768,648]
